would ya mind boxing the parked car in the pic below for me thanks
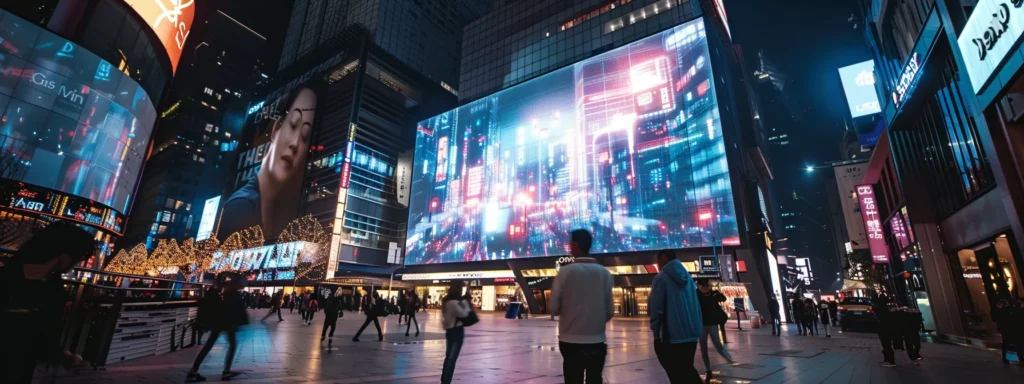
[839,297,876,331]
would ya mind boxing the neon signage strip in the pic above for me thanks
[856,184,890,264]
[891,52,920,107]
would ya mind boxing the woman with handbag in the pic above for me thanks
[441,282,474,384]
[696,280,735,377]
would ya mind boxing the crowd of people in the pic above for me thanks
[7,222,1024,384]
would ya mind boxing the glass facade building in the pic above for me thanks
[459,0,699,102]
[859,0,1024,346]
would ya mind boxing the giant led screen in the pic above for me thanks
[0,10,157,215]
[406,19,739,264]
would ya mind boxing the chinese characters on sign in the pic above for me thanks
[856,184,890,264]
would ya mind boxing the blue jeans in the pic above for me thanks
[441,327,465,384]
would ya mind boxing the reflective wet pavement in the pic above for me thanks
[36,309,1022,383]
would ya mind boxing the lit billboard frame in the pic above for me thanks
[405,18,739,265]
[838,60,881,118]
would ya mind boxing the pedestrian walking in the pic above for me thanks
[803,298,818,336]
[696,279,735,377]
[827,298,839,327]
[186,272,248,382]
[397,292,408,324]
[818,299,832,337]
[550,229,614,384]
[299,293,311,322]
[352,292,384,342]
[261,290,284,321]
[405,292,421,337]
[767,294,782,336]
[321,296,342,342]
[649,249,703,384]
[899,308,924,363]
[289,292,297,313]
[305,295,319,325]
[994,299,1020,364]
[0,222,94,383]
[441,282,472,384]
[791,295,805,335]
[873,294,898,367]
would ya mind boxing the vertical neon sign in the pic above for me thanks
[856,184,889,264]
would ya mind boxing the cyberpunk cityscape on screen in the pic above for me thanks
[406,19,739,265]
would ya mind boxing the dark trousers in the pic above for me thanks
[302,310,315,323]
[262,306,283,321]
[406,312,419,335]
[558,342,607,384]
[879,331,896,364]
[190,328,237,373]
[654,341,701,384]
[321,317,338,339]
[441,327,465,384]
[794,313,804,334]
[904,331,921,360]
[354,316,382,339]
[770,314,782,335]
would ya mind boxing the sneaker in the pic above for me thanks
[222,371,242,380]
[352,337,360,342]
[185,372,207,382]
[826,335,832,338]
[881,362,896,368]
[415,331,420,337]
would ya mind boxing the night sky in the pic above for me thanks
[730,0,872,288]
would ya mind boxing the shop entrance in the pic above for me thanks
[612,287,650,316]
[954,234,1023,340]
[531,289,551,314]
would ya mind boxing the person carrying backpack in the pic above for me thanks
[306,295,320,325]
[353,292,384,342]
[441,282,472,384]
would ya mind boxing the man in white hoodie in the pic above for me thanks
[550,229,614,384]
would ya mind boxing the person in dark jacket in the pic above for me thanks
[873,294,898,367]
[994,299,1020,364]
[827,299,839,327]
[261,290,284,321]
[397,292,409,324]
[321,296,342,342]
[899,309,923,363]
[405,292,421,337]
[0,222,94,383]
[696,279,735,376]
[767,294,782,336]
[803,298,818,336]
[818,299,832,337]
[187,272,249,382]
[791,295,805,335]
[353,292,384,342]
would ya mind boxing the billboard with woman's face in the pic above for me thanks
[217,83,322,241]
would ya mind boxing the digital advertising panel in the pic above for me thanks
[406,19,739,265]
[856,184,890,264]
[196,195,220,241]
[208,241,319,280]
[0,10,157,220]
[838,60,881,118]
[123,0,196,73]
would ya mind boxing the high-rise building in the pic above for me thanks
[397,0,784,318]
[857,0,1024,344]
[0,0,184,264]
[210,2,491,287]
[119,7,271,250]
[277,0,490,90]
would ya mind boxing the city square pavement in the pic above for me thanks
[36,309,1022,383]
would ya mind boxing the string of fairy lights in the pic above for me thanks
[105,215,332,282]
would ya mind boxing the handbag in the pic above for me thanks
[458,301,479,327]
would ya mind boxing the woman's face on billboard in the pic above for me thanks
[266,88,317,185]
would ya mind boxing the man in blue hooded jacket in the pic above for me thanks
[649,249,703,383]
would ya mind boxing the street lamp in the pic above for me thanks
[805,166,815,173]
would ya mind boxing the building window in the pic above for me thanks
[203,87,214,96]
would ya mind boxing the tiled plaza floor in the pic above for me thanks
[34,309,1023,383]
